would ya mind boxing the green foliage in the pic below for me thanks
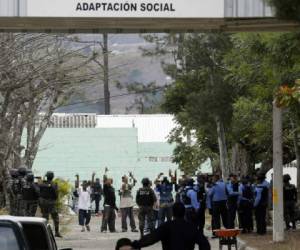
[53,178,71,212]
[268,0,300,21]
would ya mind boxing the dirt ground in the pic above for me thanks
[239,230,300,250]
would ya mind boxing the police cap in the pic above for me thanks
[141,178,150,186]
[186,178,194,186]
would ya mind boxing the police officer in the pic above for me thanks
[254,174,269,235]
[238,176,254,233]
[136,178,157,237]
[195,174,207,233]
[209,174,228,233]
[39,171,62,237]
[22,173,40,216]
[12,167,27,216]
[283,174,297,230]
[226,173,240,228]
[181,178,199,227]
[8,169,19,215]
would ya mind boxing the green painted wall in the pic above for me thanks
[32,128,177,192]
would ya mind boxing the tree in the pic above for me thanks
[268,0,300,21]
[0,33,95,209]
[226,32,300,174]
[163,33,234,177]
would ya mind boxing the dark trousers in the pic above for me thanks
[94,195,101,214]
[185,207,198,226]
[284,201,296,229]
[121,207,136,230]
[227,201,238,229]
[198,205,206,233]
[255,205,267,235]
[239,200,253,232]
[101,205,116,232]
[158,205,172,226]
[153,210,159,228]
[78,209,91,226]
[138,206,154,236]
[39,198,60,234]
[212,200,228,230]
[22,200,38,217]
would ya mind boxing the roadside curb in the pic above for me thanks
[237,237,257,250]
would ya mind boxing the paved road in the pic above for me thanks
[57,215,218,250]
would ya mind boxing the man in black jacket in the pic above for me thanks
[132,202,211,250]
[101,177,118,232]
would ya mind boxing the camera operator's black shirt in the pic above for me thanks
[132,218,211,250]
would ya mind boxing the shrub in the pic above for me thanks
[53,178,71,213]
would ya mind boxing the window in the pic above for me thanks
[21,223,49,250]
[0,226,20,250]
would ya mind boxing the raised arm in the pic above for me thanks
[75,174,79,188]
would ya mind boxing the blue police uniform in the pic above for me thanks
[254,180,269,235]
[209,180,228,230]
[226,181,240,228]
[238,183,254,233]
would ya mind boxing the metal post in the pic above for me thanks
[272,101,284,242]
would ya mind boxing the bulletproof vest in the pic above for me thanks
[242,185,253,200]
[182,188,193,206]
[284,184,296,202]
[22,182,39,201]
[258,185,268,206]
[39,182,57,200]
[11,178,24,195]
[138,187,154,206]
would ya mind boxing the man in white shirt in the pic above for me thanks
[76,174,92,232]
[119,173,138,233]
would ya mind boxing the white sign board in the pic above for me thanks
[26,0,224,18]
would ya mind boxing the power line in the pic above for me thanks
[58,85,168,108]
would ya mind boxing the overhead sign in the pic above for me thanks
[26,0,225,18]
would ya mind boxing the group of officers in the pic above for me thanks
[7,168,62,237]
[116,170,298,237]
[5,166,298,240]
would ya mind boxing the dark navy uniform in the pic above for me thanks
[283,175,297,230]
[21,174,40,216]
[39,174,61,237]
[136,178,157,237]
[238,181,254,233]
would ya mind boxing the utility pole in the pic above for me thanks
[272,100,284,242]
[103,32,110,114]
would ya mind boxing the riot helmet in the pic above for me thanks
[141,178,150,187]
[45,171,54,181]
[18,167,27,177]
[9,168,18,178]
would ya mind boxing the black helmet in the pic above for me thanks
[45,171,54,181]
[9,168,19,178]
[283,174,291,183]
[26,173,34,182]
[141,178,150,186]
[257,173,266,182]
[18,167,27,177]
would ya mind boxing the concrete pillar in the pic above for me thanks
[272,101,284,242]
